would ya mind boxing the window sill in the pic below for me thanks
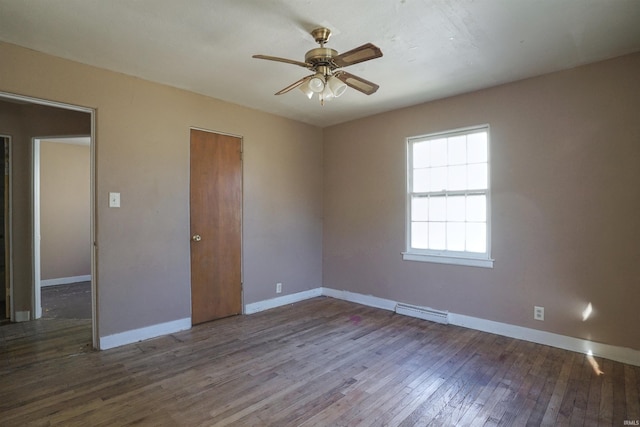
[402,252,494,268]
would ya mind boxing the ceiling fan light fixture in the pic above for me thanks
[308,74,325,93]
[253,27,382,103]
[322,84,334,101]
[327,75,347,97]
[299,80,314,99]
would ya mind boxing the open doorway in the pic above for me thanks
[0,92,96,347]
[34,137,91,321]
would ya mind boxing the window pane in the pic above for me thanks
[447,222,465,251]
[467,163,487,190]
[466,222,486,253]
[467,132,487,163]
[448,165,467,191]
[413,141,429,168]
[411,197,429,221]
[428,222,446,250]
[413,168,428,192]
[467,195,486,222]
[430,138,448,167]
[448,135,466,165]
[411,222,428,249]
[428,167,447,192]
[428,196,446,221]
[447,196,465,222]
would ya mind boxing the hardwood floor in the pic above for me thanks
[1,297,638,426]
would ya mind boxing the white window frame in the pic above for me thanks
[403,124,494,268]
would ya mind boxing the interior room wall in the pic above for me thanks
[323,52,640,352]
[40,140,91,281]
[0,41,323,339]
[0,100,91,314]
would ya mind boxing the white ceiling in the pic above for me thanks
[1,0,639,128]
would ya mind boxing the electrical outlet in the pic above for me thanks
[534,306,545,321]
[276,282,282,294]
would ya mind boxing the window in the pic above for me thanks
[404,125,493,268]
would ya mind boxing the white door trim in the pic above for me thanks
[32,138,42,318]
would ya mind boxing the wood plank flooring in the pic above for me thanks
[1,297,638,426]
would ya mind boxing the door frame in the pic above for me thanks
[189,126,244,318]
[0,90,98,349]
[0,134,12,321]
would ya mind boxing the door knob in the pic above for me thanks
[192,234,202,242]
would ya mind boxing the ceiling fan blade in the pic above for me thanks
[275,75,313,95]
[333,43,383,68]
[335,71,379,95]
[252,54,310,68]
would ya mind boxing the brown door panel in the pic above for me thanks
[190,129,242,325]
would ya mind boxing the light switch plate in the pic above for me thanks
[109,192,120,208]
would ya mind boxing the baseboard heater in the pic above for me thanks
[395,303,449,324]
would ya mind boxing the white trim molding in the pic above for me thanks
[15,311,30,322]
[402,252,494,268]
[320,287,640,367]
[99,317,191,350]
[41,275,92,287]
[244,288,322,314]
[448,313,640,367]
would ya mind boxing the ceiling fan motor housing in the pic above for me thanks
[305,48,339,70]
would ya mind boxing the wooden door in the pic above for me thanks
[190,129,242,325]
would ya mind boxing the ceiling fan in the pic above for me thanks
[252,27,383,105]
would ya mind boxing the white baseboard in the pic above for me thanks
[41,275,92,287]
[15,310,31,322]
[99,317,191,350]
[244,288,323,314]
[96,287,640,366]
[321,287,640,367]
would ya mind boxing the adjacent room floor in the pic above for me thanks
[1,297,638,426]
[0,280,91,325]
[41,281,91,320]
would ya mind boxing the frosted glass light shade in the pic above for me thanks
[327,75,347,97]
[321,84,334,102]
[309,74,325,93]
[299,80,314,99]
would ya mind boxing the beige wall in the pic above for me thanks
[0,41,323,338]
[40,141,91,280]
[323,52,640,351]
[0,100,90,312]
[3,38,638,353]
